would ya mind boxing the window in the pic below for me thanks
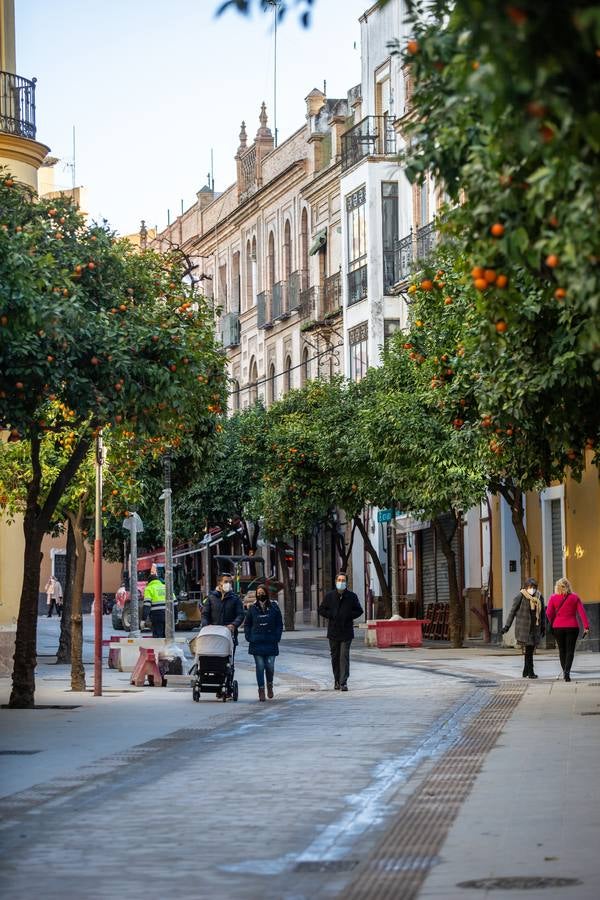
[232,251,240,313]
[267,230,276,290]
[284,355,292,393]
[349,322,368,381]
[246,238,256,309]
[231,380,240,411]
[346,186,368,305]
[283,219,292,280]
[301,346,310,385]
[419,176,428,227]
[248,357,258,405]
[218,263,227,306]
[382,182,399,293]
[384,319,401,346]
[268,362,276,405]
[300,207,309,278]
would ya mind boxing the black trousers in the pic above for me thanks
[150,609,166,638]
[47,599,61,617]
[523,645,535,675]
[553,627,579,674]
[329,639,352,686]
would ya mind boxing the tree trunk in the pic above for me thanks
[68,494,88,692]
[9,430,92,708]
[433,513,464,648]
[333,518,357,573]
[353,514,391,617]
[56,518,76,664]
[497,481,531,579]
[9,514,45,708]
[275,540,295,631]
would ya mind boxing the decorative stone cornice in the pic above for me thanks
[0,133,49,170]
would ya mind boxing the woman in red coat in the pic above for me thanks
[546,577,590,682]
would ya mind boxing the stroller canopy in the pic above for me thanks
[190,625,234,658]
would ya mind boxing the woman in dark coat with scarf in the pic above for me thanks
[244,586,283,701]
[502,577,545,678]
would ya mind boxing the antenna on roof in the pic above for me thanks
[210,148,214,191]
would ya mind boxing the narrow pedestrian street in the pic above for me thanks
[1,618,598,899]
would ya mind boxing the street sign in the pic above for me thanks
[122,512,144,533]
[377,508,393,524]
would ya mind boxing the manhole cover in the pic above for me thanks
[580,711,600,716]
[294,860,360,873]
[0,750,42,755]
[457,877,581,890]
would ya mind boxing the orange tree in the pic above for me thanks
[397,1,600,450]
[0,175,226,707]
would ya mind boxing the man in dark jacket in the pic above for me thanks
[201,574,245,644]
[318,572,363,691]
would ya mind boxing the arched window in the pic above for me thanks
[248,357,258,405]
[231,379,240,412]
[245,239,253,310]
[283,219,292,280]
[301,347,310,386]
[267,230,276,290]
[300,208,308,283]
[268,362,276,405]
[284,355,292,393]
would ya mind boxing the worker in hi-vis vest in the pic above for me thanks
[143,566,166,637]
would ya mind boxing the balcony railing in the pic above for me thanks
[298,286,317,320]
[221,311,240,349]
[287,270,308,312]
[348,262,368,306]
[341,115,396,172]
[0,71,37,140]
[272,281,287,320]
[322,271,342,318]
[257,290,272,329]
[383,224,438,293]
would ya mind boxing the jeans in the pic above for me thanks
[253,654,275,689]
[553,627,579,674]
[329,639,352,686]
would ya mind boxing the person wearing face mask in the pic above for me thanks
[501,577,546,678]
[201,574,245,640]
[244,586,283,701]
[318,572,363,691]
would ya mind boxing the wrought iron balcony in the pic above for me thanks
[341,115,396,172]
[221,311,240,349]
[298,285,317,320]
[0,71,37,140]
[287,270,308,312]
[272,281,288,320]
[257,290,272,329]
[322,271,342,317]
[348,262,368,306]
[383,224,438,293]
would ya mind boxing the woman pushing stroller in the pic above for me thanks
[245,586,283,701]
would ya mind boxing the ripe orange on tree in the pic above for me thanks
[490,223,505,237]
[545,254,559,268]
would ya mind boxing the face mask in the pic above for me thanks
[336,581,346,592]
[257,594,267,602]
[222,583,232,593]
[527,587,536,596]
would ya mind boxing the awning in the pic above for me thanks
[308,228,327,255]
[393,515,431,534]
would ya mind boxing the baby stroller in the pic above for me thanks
[189,625,239,702]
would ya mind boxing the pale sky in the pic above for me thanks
[16,0,368,236]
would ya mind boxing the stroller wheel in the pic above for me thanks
[232,680,239,702]
[192,687,200,702]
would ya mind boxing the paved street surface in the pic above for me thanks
[1,616,599,899]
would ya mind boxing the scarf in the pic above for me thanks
[520,588,541,626]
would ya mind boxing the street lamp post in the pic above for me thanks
[93,430,104,697]
[123,511,143,638]
[161,454,175,643]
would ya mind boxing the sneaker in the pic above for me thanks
[340,685,348,692]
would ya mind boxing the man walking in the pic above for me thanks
[319,572,363,691]
[44,574,63,618]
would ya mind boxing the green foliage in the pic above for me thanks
[396,0,600,465]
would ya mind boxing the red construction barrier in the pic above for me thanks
[374,619,429,649]
[130,647,165,687]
